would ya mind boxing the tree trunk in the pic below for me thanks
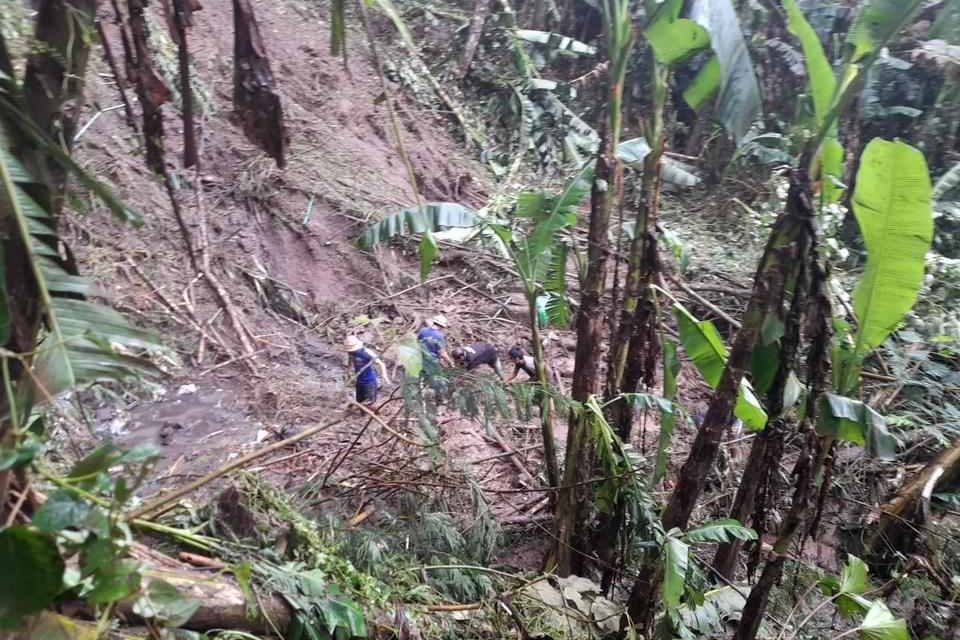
[554,129,617,576]
[529,291,560,488]
[627,169,814,627]
[172,0,199,167]
[735,232,830,640]
[233,0,286,167]
[713,235,809,580]
[20,0,98,216]
[457,0,493,79]
[127,0,172,175]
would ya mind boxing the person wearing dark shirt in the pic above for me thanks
[505,344,563,392]
[345,335,390,406]
[452,342,504,380]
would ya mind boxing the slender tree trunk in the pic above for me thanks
[233,0,286,167]
[20,0,98,217]
[604,65,666,441]
[529,291,560,488]
[554,129,617,575]
[713,235,809,579]
[735,238,829,640]
[457,0,493,79]
[627,169,815,627]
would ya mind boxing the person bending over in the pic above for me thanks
[452,342,504,380]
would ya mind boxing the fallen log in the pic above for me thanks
[866,439,960,556]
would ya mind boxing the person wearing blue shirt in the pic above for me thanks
[417,315,453,367]
[345,335,390,407]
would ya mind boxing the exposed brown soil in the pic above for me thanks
[62,0,809,579]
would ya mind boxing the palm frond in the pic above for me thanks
[0,123,159,406]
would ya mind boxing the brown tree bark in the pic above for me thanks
[20,0,99,216]
[735,239,829,640]
[233,0,286,167]
[172,0,198,167]
[554,130,618,576]
[457,0,493,79]
[626,169,815,627]
[713,238,809,580]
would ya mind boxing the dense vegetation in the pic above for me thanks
[1,0,959,639]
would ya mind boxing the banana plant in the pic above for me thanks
[356,170,591,488]
[819,138,932,457]
[0,123,160,421]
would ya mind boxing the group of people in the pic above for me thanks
[344,314,558,406]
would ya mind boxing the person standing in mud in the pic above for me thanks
[417,315,453,365]
[345,335,390,408]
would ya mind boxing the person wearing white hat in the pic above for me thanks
[344,335,390,406]
[417,315,453,367]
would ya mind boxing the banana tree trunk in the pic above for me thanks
[627,169,814,626]
[20,0,98,217]
[1,0,98,521]
[713,243,809,579]
[528,290,560,488]
[735,247,829,640]
[554,130,618,576]
[605,148,663,439]
[605,64,667,441]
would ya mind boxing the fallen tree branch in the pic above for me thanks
[128,415,346,520]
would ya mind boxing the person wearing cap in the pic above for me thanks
[452,342,504,380]
[417,315,453,367]
[344,335,390,406]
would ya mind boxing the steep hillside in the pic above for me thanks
[68,0,505,496]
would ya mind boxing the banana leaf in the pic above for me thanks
[674,304,768,430]
[851,139,933,356]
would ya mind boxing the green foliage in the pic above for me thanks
[847,0,925,64]
[662,533,690,610]
[688,0,762,142]
[132,580,201,628]
[674,304,767,430]
[782,0,835,130]
[858,601,909,640]
[643,0,710,65]
[395,334,423,378]
[683,57,720,110]
[270,569,367,640]
[682,519,758,544]
[654,338,680,484]
[850,139,933,358]
[356,202,478,250]
[0,126,159,411]
[0,526,64,627]
[816,393,897,459]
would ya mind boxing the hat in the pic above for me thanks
[344,335,363,352]
[432,314,449,328]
